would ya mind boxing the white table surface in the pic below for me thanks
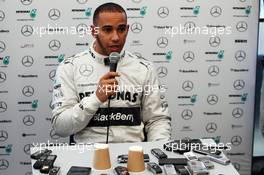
[31,140,240,175]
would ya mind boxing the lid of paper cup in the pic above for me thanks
[94,143,109,149]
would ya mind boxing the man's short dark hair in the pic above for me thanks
[93,2,127,25]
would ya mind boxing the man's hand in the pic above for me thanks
[96,72,119,103]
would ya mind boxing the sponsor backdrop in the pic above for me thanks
[0,0,259,174]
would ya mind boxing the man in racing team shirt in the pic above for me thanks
[51,2,171,143]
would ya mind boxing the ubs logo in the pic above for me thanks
[157,7,169,18]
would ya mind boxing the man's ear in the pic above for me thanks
[91,25,99,38]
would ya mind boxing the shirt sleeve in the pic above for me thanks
[141,62,172,141]
[51,61,102,137]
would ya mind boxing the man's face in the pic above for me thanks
[92,11,129,56]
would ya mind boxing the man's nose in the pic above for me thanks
[111,30,120,42]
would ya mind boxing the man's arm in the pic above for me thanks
[51,62,102,137]
[141,63,172,141]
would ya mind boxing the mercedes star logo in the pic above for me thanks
[49,69,56,81]
[184,21,196,32]
[49,39,61,51]
[157,36,168,48]
[131,22,142,33]
[48,9,61,20]
[210,6,222,17]
[157,7,169,18]
[236,21,248,32]
[79,64,93,77]
[207,94,218,105]
[0,72,6,83]
[22,55,34,67]
[232,107,243,118]
[0,10,5,21]
[23,144,33,155]
[21,25,33,37]
[76,0,88,4]
[206,122,217,133]
[50,129,60,140]
[0,101,7,113]
[23,115,35,126]
[182,80,194,92]
[21,0,32,5]
[0,159,9,170]
[208,65,219,77]
[157,66,168,78]
[181,109,193,120]
[0,130,8,142]
[231,135,242,146]
[22,85,34,97]
[183,51,195,62]
[233,79,245,90]
[235,50,246,62]
[0,41,6,53]
[209,36,221,47]
[76,23,89,35]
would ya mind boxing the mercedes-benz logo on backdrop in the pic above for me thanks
[0,11,5,22]
[182,80,194,92]
[21,25,33,37]
[22,85,34,97]
[0,159,9,170]
[48,9,61,20]
[0,130,8,142]
[0,101,7,113]
[23,144,33,155]
[156,66,168,78]
[206,122,217,133]
[49,69,56,81]
[49,40,61,51]
[50,129,60,140]
[21,0,33,5]
[210,6,222,17]
[232,107,243,118]
[209,36,221,47]
[79,64,93,77]
[157,37,168,48]
[236,21,248,32]
[184,21,196,32]
[76,0,88,4]
[157,7,169,18]
[0,41,6,53]
[131,22,142,33]
[207,94,218,105]
[183,51,195,62]
[208,65,219,76]
[181,109,193,120]
[0,72,6,83]
[22,55,34,67]
[23,115,35,126]
[233,79,245,90]
[76,23,89,34]
[231,135,242,146]
[235,50,246,62]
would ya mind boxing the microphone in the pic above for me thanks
[109,52,120,72]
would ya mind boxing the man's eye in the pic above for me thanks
[118,27,126,32]
[103,27,112,33]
